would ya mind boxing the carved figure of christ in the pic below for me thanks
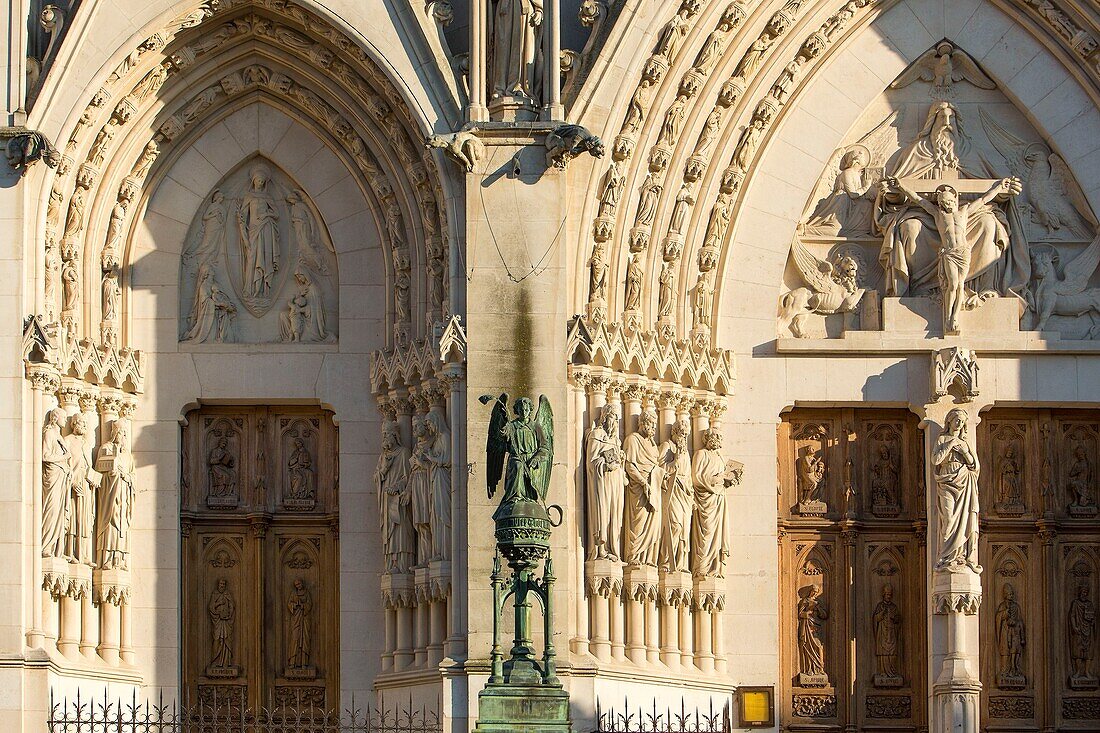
[885,175,1020,334]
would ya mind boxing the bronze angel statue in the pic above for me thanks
[480,393,554,516]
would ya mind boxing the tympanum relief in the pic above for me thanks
[179,159,338,344]
[780,41,1099,339]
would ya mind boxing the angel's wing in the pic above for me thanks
[791,237,837,295]
[1049,153,1099,229]
[888,50,936,89]
[1058,234,1100,295]
[950,50,996,89]
[480,393,509,499]
[860,111,900,182]
[531,395,555,501]
[978,109,1027,176]
[802,147,845,219]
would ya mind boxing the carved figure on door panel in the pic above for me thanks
[376,421,413,573]
[797,584,829,686]
[871,443,899,516]
[995,442,1024,514]
[933,408,980,572]
[796,445,826,515]
[1069,584,1097,689]
[64,413,99,564]
[586,405,626,562]
[657,421,692,574]
[286,579,314,676]
[623,411,662,567]
[995,583,1026,688]
[1068,444,1096,516]
[872,584,902,687]
[207,578,237,675]
[285,437,316,509]
[206,436,238,507]
[95,419,135,570]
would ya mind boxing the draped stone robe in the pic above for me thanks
[657,439,692,573]
[623,431,662,567]
[691,446,730,578]
[586,424,626,561]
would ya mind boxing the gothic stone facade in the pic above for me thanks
[5,0,1100,731]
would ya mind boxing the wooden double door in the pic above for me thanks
[181,405,339,712]
[978,409,1100,731]
[778,408,928,731]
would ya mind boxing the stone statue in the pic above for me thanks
[690,428,739,578]
[624,255,643,313]
[544,124,604,170]
[61,259,78,312]
[105,202,126,254]
[286,579,314,671]
[933,408,980,572]
[187,190,227,265]
[693,271,714,330]
[207,578,236,673]
[408,416,433,564]
[654,10,688,60]
[796,447,826,511]
[797,585,829,686]
[64,413,99,564]
[287,190,331,274]
[425,130,486,173]
[585,405,626,562]
[279,271,328,343]
[804,146,878,235]
[1027,241,1100,338]
[889,40,996,96]
[63,186,86,240]
[598,163,625,218]
[882,175,1022,333]
[622,410,661,567]
[995,583,1026,688]
[635,172,661,227]
[669,182,695,235]
[286,437,316,501]
[657,421,692,573]
[657,262,675,321]
[1068,444,1095,515]
[488,0,543,103]
[426,411,452,562]
[872,584,902,686]
[376,421,414,573]
[41,408,72,559]
[996,443,1024,511]
[587,242,608,305]
[206,436,237,501]
[182,264,237,343]
[101,268,120,323]
[1069,584,1097,688]
[237,164,281,298]
[95,419,135,570]
[482,393,554,513]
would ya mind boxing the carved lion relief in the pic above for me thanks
[178,157,338,344]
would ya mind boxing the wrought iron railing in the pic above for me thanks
[593,697,732,733]
[46,690,441,733]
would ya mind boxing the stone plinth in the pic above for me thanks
[883,296,1025,336]
[473,684,572,732]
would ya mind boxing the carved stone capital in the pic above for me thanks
[26,366,60,393]
[932,569,982,615]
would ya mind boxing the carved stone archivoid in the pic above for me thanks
[182,406,338,711]
[178,158,338,345]
[780,43,1099,341]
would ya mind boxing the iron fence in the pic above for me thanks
[593,697,731,733]
[46,690,441,733]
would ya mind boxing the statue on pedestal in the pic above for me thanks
[933,408,981,573]
[488,0,544,105]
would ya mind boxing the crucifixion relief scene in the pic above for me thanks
[7,0,1100,732]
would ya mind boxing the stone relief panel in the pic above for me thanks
[178,158,338,344]
[779,41,1098,340]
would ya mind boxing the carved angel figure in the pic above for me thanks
[1026,238,1100,338]
[804,143,882,235]
[481,393,554,517]
[779,240,865,338]
[889,41,996,96]
[287,191,332,274]
[981,110,1097,236]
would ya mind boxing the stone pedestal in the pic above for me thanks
[474,684,572,732]
[883,296,1025,336]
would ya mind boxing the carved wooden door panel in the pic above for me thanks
[779,408,927,731]
[980,409,1100,730]
[181,406,339,712]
